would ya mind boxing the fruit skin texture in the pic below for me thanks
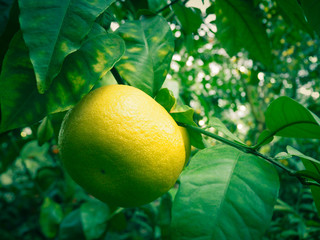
[58,84,190,207]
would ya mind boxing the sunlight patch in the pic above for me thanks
[119,62,136,72]
[127,47,143,53]
[93,51,108,73]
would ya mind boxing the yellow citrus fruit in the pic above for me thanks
[58,84,190,207]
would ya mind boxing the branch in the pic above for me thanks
[182,123,320,188]
[182,123,252,153]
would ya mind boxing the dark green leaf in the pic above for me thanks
[276,0,314,37]
[148,0,166,12]
[80,199,110,240]
[300,0,320,37]
[155,88,176,112]
[172,3,203,34]
[171,145,279,239]
[18,0,115,93]
[40,197,63,238]
[287,146,320,166]
[208,117,243,143]
[37,116,54,146]
[255,129,274,147]
[171,105,206,149]
[95,10,116,31]
[0,0,19,70]
[286,146,320,214]
[188,129,206,150]
[50,111,67,142]
[206,4,215,15]
[0,0,15,36]
[59,209,85,240]
[127,0,148,12]
[265,96,320,139]
[0,26,125,133]
[116,15,174,96]
[215,0,271,66]
[171,105,196,126]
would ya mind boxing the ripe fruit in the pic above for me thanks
[58,84,190,207]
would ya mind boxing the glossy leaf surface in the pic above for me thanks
[18,0,114,93]
[215,0,271,66]
[171,145,279,239]
[0,26,125,132]
[116,15,174,96]
[265,96,320,139]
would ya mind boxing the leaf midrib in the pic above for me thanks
[212,150,241,237]
[45,0,73,85]
[139,20,155,95]
[257,120,319,147]
[223,0,268,60]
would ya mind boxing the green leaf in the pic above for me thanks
[155,88,176,112]
[206,4,215,15]
[37,116,54,146]
[40,197,64,238]
[276,0,314,37]
[0,0,14,36]
[171,105,206,149]
[287,146,320,166]
[265,96,320,139]
[300,0,320,37]
[18,0,115,93]
[80,199,110,240]
[208,117,243,143]
[0,0,19,70]
[95,9,115,31]
[255,129,274,148]
[215,0,271,66]
[0,26,125,133]
[274,151,292,160]
[59,209,85,240]
[171,105,196,126]
[286,146,320,214]
[116,15,174,97]
[171,145,280,239]
[148,0,166,12]
[172,3,203,34]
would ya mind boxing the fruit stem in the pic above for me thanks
[182,123,253,153]
[183,123,320,188]
[111,67,125,85]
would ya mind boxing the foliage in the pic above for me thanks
[0,0,320,239]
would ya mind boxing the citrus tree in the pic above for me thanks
[1,0,320,239]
